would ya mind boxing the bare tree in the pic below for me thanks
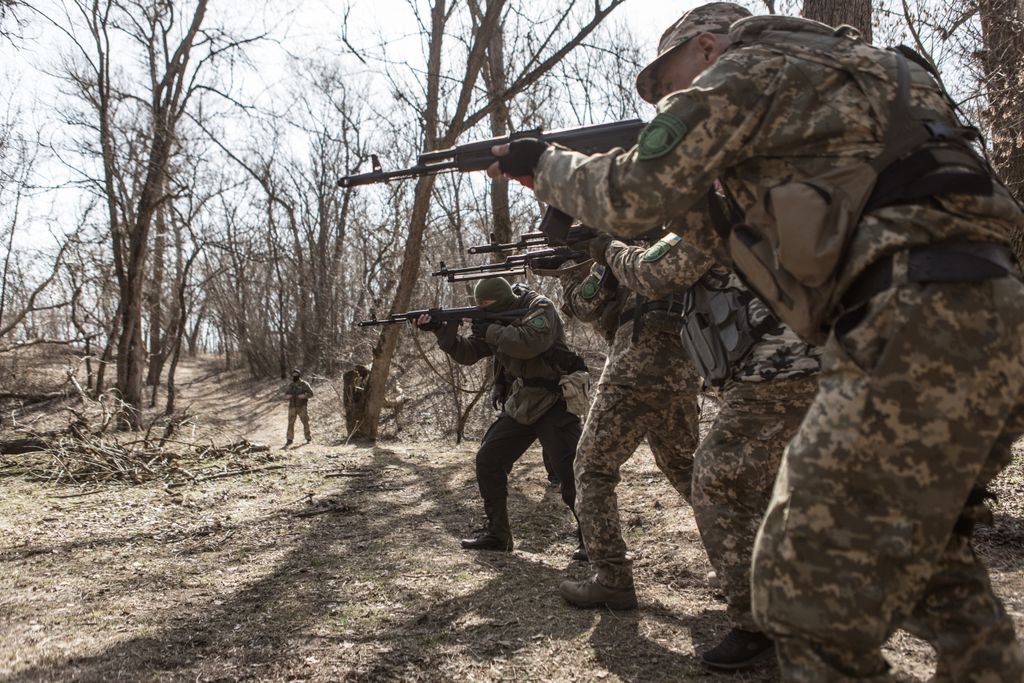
[348,0,628,440]
[976,0,1024,254]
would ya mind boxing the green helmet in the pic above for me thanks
[474,277,518,312]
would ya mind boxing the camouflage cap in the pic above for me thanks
[635,2,752,104]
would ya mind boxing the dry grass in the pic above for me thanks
[0,359,1021,682]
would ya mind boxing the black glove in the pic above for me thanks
[471,319,493,339]
[531,255,572,271]
[497,138,549,178]
[582,233,614,266]
[490,383,507,411]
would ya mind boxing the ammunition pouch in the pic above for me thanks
[678,274,779,387]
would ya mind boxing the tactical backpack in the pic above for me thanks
[719,17,992,344]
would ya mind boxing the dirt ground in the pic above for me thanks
[2,358,1023,682]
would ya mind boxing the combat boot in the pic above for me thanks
[460,528,513,551]
[701,628,774,670]
[461,502,513,552]
[559,577,637,610]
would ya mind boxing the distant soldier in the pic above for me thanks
[415,277,588,558]
[284,369,313,446]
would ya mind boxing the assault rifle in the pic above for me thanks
[432,247,588,282]
[358,306,530,327]
[467,225,597,256]
[337,119,646,244]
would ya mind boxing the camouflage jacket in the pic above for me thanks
[434,288,577,424]
[533,16,1023,330]
[285,380,314,408]
[602,233,821,383]
[558,260,701,390]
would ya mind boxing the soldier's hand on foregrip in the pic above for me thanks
[488,139,548,186]
[585,233,614,266]
[413,314,442,332]
[471,319,493,339]
[530,255,572,271]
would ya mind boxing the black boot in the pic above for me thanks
[461,501,513,552]
[460,529,513,551]
[572,525,588,562]
[701,628,775,670]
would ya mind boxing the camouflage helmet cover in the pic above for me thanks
[635,2,752,104]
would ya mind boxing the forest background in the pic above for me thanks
[0,0,1021,440]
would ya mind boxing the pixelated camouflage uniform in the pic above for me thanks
[602,232,820,630]
[553,256,703,590]
[531,11,1024,681]
[285,379,314,442]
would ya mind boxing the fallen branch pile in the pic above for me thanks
[0,433,273,487]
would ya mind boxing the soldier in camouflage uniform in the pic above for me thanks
[533,253,703,610]
[489,2,1024,680]
[415,277,586,558]
[577,229,820,669]
[284,369,314,446]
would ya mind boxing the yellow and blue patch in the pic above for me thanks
[642,232,683,262]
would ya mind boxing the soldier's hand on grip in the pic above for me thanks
[488,139,548,187]
[471,319,493,339]
[413,314,441,332]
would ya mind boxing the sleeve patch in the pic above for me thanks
[642,233,682,262]
[529,315,547,329]
[637,113,688,161]
[580,275,601,300]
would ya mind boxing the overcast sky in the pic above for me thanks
[0,0,705,250]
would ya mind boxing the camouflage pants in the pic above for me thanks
[575,382,701,589]
[752,278,1024,682]
[287,405,311,441]
[692,375,817,632]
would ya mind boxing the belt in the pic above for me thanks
[840,240,1016,312]
[617,299,688,329]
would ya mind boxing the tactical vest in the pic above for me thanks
[678,269,778,387]
[717,16,993,344]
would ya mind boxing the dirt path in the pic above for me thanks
[1,359,1022,682]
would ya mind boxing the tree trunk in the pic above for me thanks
[354,175,438,439]
[351,0,451,440]
[342,365,370,436]
[977,0,1024,260]
[803,0,872,42]
[480,6,513,247]
[146,188,168,405]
